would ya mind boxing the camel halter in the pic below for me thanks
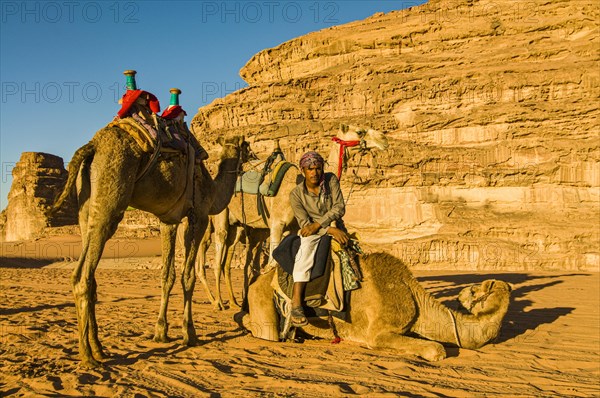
[331,137,362,179]
[466,290,494,313]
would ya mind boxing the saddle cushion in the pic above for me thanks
[235,170,270,195]
[235,161,297,197]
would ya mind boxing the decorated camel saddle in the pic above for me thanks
[271,233,363,340]
[110,86,208,161]
[235,145,299,224]
[106,71,209,222]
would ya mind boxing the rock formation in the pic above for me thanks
[3,152,77,242]
[191,0,599,271]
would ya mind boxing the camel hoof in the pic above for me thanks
[79,357,102,369]
[182,326,199,346]
[92,350,108,361]
[420,346,447,362]
[153,334,170,343]
[182,336,199,347]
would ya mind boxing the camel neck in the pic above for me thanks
[411,282,505,349]
[209,157,240,215]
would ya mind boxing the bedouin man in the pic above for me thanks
[289,151,349,327]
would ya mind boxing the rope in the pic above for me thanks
[447,308,462,348]
[328,311,342,344]
[344,150,365,208]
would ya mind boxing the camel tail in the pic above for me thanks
[47,142,95,216]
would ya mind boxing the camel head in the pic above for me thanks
[216,135,255,168]
[458,279,512,317]
[338,124,389,152]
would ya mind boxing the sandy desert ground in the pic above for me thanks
[1,236,599,397]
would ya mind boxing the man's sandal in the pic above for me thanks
[291,306,308,327]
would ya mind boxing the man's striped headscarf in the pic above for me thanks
[299,151,324,169]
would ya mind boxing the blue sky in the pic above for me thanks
[0,0,425,210]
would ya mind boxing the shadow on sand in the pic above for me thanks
[0,256,62,269]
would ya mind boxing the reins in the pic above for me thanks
[331,136,368,207]
[447,308,462,348]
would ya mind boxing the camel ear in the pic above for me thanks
[482,279,512,292]
[481,280,495,292]
[216,136,225,147]
[340,124,349,133]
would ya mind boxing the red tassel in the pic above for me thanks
[331,337,342,344]
[331,137,361,179]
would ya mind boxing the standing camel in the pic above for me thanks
[50,110,251,367]
[197,125,389,310]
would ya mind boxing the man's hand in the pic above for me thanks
[327,227,349,245]
[299,222,321,237]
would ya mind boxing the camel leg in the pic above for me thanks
[180,213,208,345]
[268,221,286,265]
[242,269,279,341]
[154,222,178,343]
[368,331,447,362]
[72,187,95,365]
[74,170,107,360]
[215,224,242,309]
[211,210,230,310]
[226,225,248,308]
[72,196,129,367]
[240,228,269,310]
[195,217,217,304]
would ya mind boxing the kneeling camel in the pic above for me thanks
[238,252,512,361]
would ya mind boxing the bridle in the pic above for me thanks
[449,287,496,348]
[465,289,495,313]
[332,135,369,206]
[331,136,366,179]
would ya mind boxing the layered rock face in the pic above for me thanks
[3,152,77,242]
[192,0,599,271]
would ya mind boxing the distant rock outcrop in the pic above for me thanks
[3,152,77,241]
[0,150,161,241]
[192,0,599,271]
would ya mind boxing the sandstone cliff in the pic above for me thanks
[192,0,599,271]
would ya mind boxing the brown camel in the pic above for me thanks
[50,105,251,367]
[238,252,512,361]
[197,125,389,310]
